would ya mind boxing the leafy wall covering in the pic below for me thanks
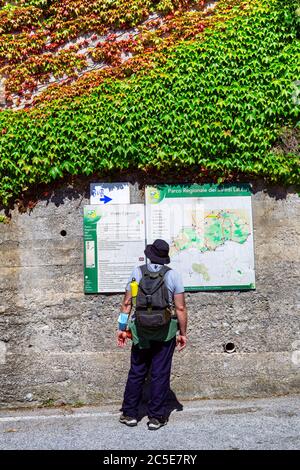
[0,0,299,206]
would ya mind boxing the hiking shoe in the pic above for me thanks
[119,414,138,427]
[147,417,168,431]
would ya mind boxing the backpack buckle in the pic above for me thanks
[146,294,152,306]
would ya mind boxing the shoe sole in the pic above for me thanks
[119,420,137,427]
[147,422,167,431]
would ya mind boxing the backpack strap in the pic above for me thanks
[158,265,171,278]
[139,264,149,277]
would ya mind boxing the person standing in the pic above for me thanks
[117,239,187,430]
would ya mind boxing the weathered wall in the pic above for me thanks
[0,182,299,408]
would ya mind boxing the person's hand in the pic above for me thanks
[176,335,187,352]
[117,330,127,348]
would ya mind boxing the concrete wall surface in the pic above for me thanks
[0,182,299,408]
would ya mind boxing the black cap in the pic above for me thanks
[144,239,170,265]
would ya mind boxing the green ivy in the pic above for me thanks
[0,0,299,206]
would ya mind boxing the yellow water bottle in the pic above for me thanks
[130,277,139,306]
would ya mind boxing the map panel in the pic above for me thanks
[84,204,145,293]
[145,184,255,291]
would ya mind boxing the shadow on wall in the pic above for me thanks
[3,172,298,216]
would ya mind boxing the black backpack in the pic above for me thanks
[135,265,172,329]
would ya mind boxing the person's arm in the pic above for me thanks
[121,290,132,314]
[117,290,132,348]
[174,292,187,352]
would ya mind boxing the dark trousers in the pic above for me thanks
[121,337,176,420]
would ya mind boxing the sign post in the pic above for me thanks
[90,183,130,205]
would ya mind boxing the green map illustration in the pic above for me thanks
[170,210,250,254]
[169,209,251,283]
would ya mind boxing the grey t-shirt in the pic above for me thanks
[126,263,184,303]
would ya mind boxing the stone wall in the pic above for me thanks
[0,182,299,408]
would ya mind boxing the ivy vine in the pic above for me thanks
[0,0,299,206]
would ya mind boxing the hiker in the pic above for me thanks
[117,239,187,430]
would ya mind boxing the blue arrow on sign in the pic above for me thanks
[100,195,112,204]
